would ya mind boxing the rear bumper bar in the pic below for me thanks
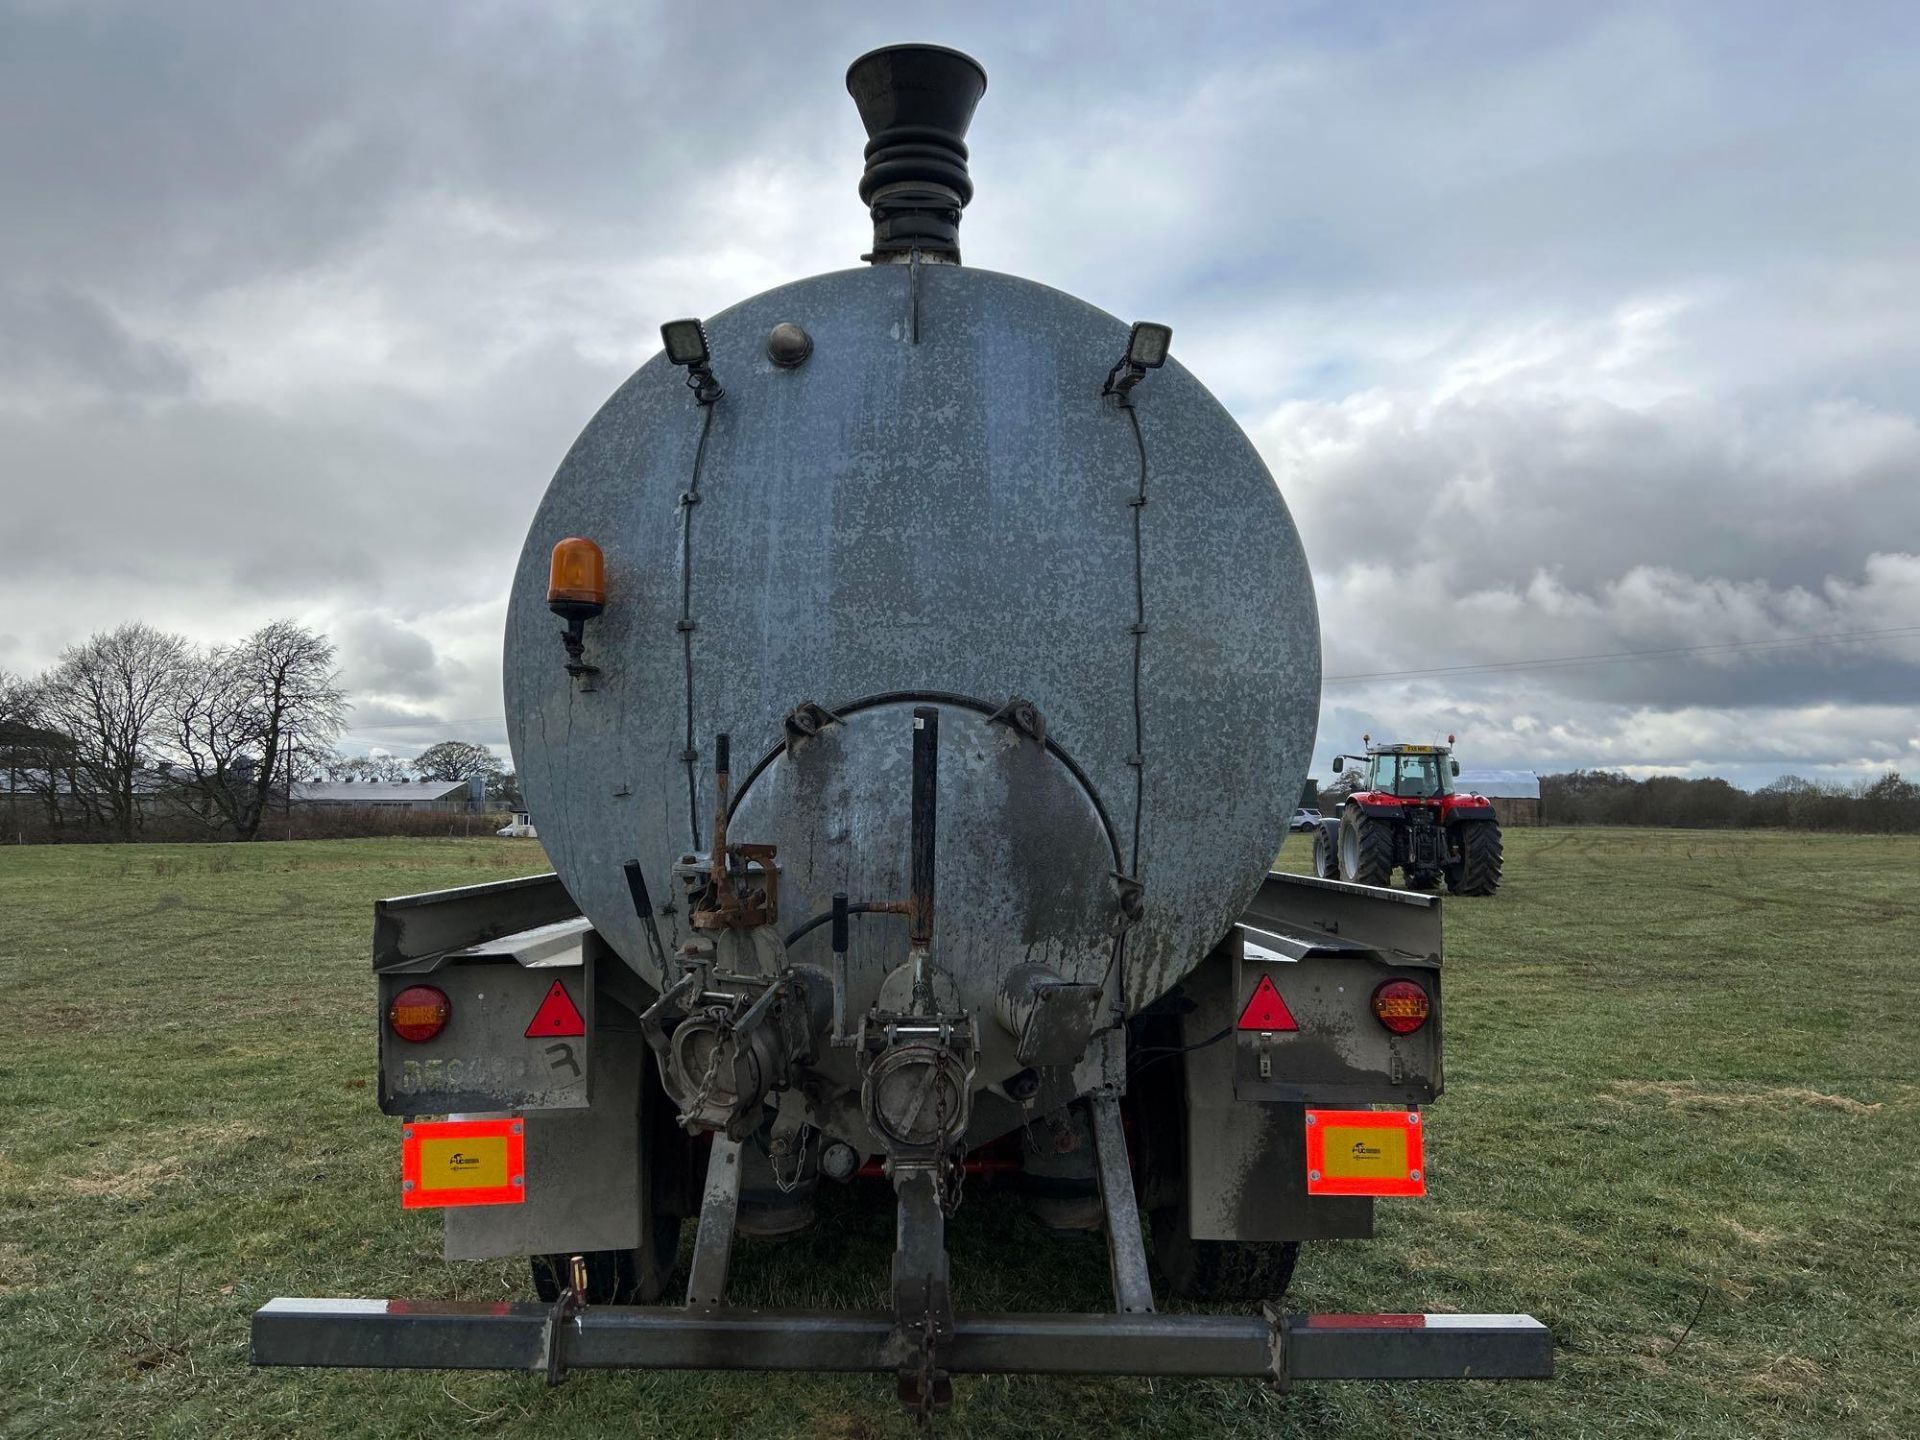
[251,1298,1551,1384]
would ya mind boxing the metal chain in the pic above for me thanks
[679,1017,727,1131]
[937,1050,978,1216]
[933,1062,962,1217]
[770,1122,813,1194]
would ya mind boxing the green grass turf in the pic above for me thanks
[1,830,1915,1437]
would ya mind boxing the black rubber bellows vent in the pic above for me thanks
[846,44,988,261]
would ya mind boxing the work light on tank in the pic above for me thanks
[1103,320,1174,398]
[660,319,710,367]
[1126,321,1172,369]
[661,318,724,405]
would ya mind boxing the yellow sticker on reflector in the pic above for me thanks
[417,1136,509,1191]
[1319,1125,1409,1180]
[401,1118,525,1208]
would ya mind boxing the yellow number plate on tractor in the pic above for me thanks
[1305,1109,1426,1197]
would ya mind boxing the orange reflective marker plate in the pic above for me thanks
[401,1118,526,1208]
[1304,1109,1426,1197]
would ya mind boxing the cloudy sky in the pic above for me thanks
[4,1,1916,787]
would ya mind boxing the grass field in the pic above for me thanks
[1,829,1916,1438]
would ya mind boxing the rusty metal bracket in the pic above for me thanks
[687,736,781,931]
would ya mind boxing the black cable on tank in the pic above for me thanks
[1122,398,1149,875]
[678,404,715,848]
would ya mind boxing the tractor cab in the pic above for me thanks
[1331,736,1462,805]
[1362,745,1456,801]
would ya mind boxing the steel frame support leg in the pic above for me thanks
[1089,1092,1155,1315]
[686,1137,742,1310]
[890,1166,954,1415]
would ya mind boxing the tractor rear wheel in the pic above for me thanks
[1446,820,1504,896]
[1338,808,1396,887]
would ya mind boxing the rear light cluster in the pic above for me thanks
[1370,979,1431,1035]
[388,985,451,1043]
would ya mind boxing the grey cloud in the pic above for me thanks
[0,287,192,402]
[345,700,448,734]
[1278,384,1920,717]
[1318,685,1920,792]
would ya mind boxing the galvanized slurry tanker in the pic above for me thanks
[253,46,1550,1416]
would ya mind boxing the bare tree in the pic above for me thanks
[173,620,348,840]
[0,671,81,831]
[39,623,190,840]
[0,670,26,725]
[170,645,263,835]
[1,670,42,830]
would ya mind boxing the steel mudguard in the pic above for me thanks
[1157,874,1446,1243]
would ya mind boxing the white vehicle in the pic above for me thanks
[1289,807,1323,831]
[496,811,538,838]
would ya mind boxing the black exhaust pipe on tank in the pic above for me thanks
[846,44,987,263]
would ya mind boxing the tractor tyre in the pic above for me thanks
[1151,1206,1300,1302]
[533,1246,638,1306]
[531,1199,684,1305]
[1338,808,1396,888]
[1311,821,1340,879]
[1446,820,1504,896]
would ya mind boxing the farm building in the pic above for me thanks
[290,778,487,812]
[1457,769,1542,826]
[1,758,189,822]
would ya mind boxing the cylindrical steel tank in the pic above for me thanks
[503,48,1319,1114]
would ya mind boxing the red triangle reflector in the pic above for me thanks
[1237,974,1298,1032]
[525,980,586,1038]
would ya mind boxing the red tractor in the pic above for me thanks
[1311,736,1503,895]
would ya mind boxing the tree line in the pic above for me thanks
[1540,769,1920,832]
[0,620,517,842]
